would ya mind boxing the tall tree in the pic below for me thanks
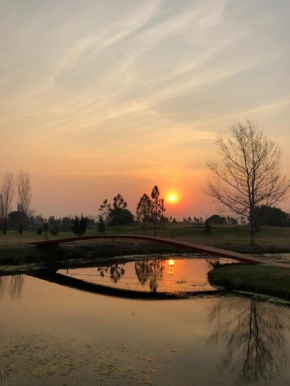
[111,194,128,233]
[113,194,127,210]
[8,211,28,234]
[151,185,166,237]
[136,194,152,235]
[98,199,111,225]
[206,121,290,244]
[16,171,32,217]
[0,173,15,234]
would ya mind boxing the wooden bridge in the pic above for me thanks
[28,234,289,267]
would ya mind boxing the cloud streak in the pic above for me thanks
[0,0,290,216]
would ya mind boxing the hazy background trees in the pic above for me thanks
[16,171,32,217]
[0,172,15,234]
[0,171,33,234]
[206,121,290,244]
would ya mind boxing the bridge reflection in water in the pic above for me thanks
[34,258,226,301]
[1,265,290,386]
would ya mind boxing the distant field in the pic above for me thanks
[1,224,290,253]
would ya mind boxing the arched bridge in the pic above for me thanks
[28,234,288,267]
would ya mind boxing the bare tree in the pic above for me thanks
[16,171,32,217]
[0,193,4,233]
[0,172,15,234]
[206,121,290,244]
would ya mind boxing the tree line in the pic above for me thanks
[0,171,32,234]
[98,185,166,236]
[1,121,290,244]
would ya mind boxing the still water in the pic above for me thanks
[1,256,290,386]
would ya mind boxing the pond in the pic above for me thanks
[1,255,290,386]
[59,257,229,295]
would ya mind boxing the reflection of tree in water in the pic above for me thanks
[0,275,25,299]
[0,276,7,299]
[208,297,290,385]
[9,275,25,299]
[97,264,125,283]
[135,260,165,293]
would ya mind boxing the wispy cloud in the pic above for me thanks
[1,0,290,215]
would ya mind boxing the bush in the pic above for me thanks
[204,219,212,234]
[36,228,43,235]
[50,225,60,236]
[97,217,106,234]
[71,215,88,236]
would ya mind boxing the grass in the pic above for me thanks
[208,264,290,301]
[0,239,188,269]
[1,224,290,271]
[1,223,290,253]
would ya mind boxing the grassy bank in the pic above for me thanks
[208,264,290,301]
[0,239,189,272]
[1,224,290,253]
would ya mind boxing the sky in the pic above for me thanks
[0,0,290,219]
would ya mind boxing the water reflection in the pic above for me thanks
[135,260,165,293]
[96,260,166,293]
[61,258,219,295]
[208,298,290,385]
[0,275,25,299]
[97,264,125,283]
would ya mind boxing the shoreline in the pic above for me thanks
[208,264,290,302]
[1,239,290,275]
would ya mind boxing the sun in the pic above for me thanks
[168,194,177,203]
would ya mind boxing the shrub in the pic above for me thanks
[36,228,43,235]
[204,219,212,234]
[50,225,60,236]
[97,217,106,234]
[71,215,88,236]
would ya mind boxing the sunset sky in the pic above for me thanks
[1,0,290,218]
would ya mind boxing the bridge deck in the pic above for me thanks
[28,235,290,267]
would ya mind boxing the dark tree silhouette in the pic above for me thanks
[135,260,165,293]
[8,210,28,234]
[136,193,153,235]
[97,216,106,233]
[151,186,166,237]
[204,219,212,234]
[71,215,89,236]
[98,264,126,283]
[98,199,111,225]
